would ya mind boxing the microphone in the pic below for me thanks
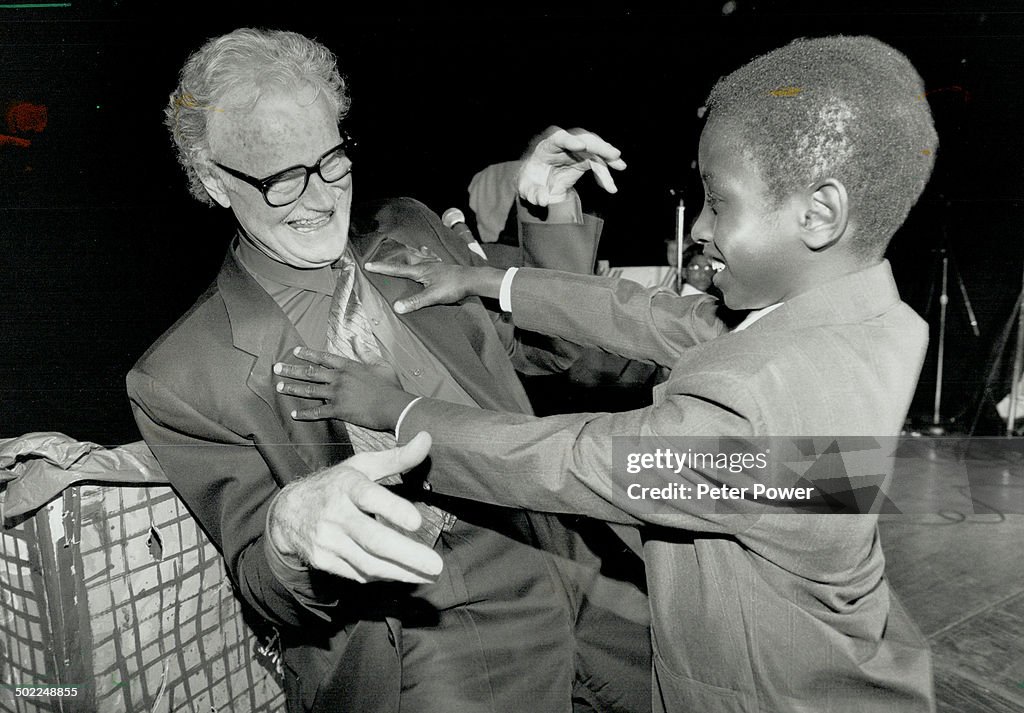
[442,207,488,260]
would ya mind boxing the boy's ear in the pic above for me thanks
[798,178,849,250]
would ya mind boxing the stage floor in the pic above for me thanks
[882,438,1024,712]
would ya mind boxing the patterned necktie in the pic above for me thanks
[325,253,452,546]
[328,255,389,368]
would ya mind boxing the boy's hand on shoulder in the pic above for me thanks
[364,257,505,314]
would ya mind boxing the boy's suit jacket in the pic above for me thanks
[405,261,935,713]
[126,198,604,712]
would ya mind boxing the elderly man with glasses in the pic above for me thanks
[127,27,650,713]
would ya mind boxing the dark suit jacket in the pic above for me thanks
[404,261,935,713]
[126,197,601,712]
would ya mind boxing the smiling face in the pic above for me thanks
[683,252,715,292]
[203,85,352,268]
[691,120,809,310]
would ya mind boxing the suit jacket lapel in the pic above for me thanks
[217,250,352,474]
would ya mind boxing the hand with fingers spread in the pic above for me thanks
[268,431,443,584]
[518,126,627,207]
[275,346,416,430]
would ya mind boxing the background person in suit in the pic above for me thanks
[127,28,650,713]
[280,35,938,712]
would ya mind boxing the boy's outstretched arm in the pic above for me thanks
[365,259,726,367]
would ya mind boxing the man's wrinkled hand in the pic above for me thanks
[274,347,416,430]
[269,431,443,584]
[518,126,627,206]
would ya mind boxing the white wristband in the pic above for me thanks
[499,267,519,313]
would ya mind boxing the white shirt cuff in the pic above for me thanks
[395,396,425,441]
[499,267,519,313]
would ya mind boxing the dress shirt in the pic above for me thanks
[235,235,335,350]
[732,302,782,331]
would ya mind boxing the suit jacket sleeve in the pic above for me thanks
[502,213,605,375]
[127,370,343,629]
[400,380,763,532]
[510,267,728,367]
[479,194,602,274]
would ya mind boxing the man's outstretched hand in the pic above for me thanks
[518,126,627,206]
[274,346,416,430]
[268,431,443,584]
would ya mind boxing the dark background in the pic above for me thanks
[2,1,1022,444]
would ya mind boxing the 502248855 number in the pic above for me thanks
[14,687,79,697]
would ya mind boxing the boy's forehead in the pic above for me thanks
[698,122,747,178]
[698,122,775,199]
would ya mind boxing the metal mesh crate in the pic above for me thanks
[0,484,284,712]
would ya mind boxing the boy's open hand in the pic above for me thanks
[274,346,416,430]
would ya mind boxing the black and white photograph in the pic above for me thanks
[2,2,1023,712]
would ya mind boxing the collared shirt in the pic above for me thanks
[235,236,336,350]
[732,302,783,332]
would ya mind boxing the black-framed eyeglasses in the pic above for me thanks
[213,133,357,207]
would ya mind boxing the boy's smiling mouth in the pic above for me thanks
[709,258,726,272]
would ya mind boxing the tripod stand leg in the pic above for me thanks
[968,290,1022,436]
[1007,267,1024,434]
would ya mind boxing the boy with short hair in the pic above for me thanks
[280,36,937,711]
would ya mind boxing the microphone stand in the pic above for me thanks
[924,231,979,435]
[931,249,949,433]
[673,196,685,293]
[667,188,689,292]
